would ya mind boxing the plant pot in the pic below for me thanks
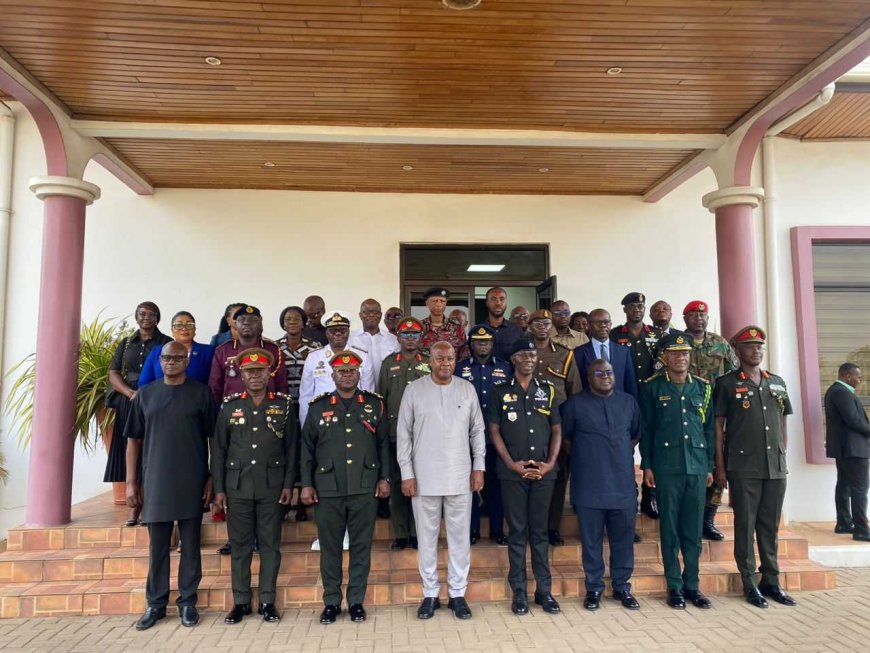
[112,481,127,505]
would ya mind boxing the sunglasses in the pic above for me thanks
[172,322,195,330]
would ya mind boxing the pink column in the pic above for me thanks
[26,177,100,527]
[702,187,764,342]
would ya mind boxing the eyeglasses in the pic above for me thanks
[589,320,612,326]
[236,316,261,324]
[531,320,552,327]
[592,370,614,378]
[512,313,530,320]
[399,332,422,339]
[160,355,187,363]
[551,310,571,317]
[136,310,158,319]
[283,316,304,324]
[172,322,195,330]
[385,314,403,320]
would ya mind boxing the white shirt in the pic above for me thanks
[594,338,610,360]
[348,328,399,371]
[396,375,486,496]
[298,344,375,425]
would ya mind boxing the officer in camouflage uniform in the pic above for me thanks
[211,348,297,625]
[377,316,431,550]
[682,300,738,542]
[301,351,391,625]
[640,333,715,610]
[713,326,797,609]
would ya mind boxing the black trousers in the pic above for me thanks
[548,450,570,531]
[836,457,854,529]
[842,457,870,534]
[389,440,415,538]
[146,517,202,609]
[471,446,505,536]
[576,505,635,594]
[501,478,554,593]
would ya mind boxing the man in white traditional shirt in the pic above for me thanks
[348,298,399,368]
[397,341,486,621]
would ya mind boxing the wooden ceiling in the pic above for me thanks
[782,90,870,140]
[1,1,869,132]
[104,138,695,194]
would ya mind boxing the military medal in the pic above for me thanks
[364,404,373,414]
[507,412,517,422]
[238,417,245,424]
[228,368,237,377]
[742,400,751,409]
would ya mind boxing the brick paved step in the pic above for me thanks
[0,559,836,618]
[0,528,810,583]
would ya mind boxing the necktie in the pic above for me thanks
[600,342,609,362]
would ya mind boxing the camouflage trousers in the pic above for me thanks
[706,481,723,508]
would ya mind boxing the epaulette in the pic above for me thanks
[692,374,711,385]
[361,390,384,400]
[309,392,331,405]
[222,392,244,404]
[273,391,291,399]
[538,378,555,386]
[642,372,665,384]
[493,379,508,387]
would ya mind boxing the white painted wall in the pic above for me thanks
[0,103,866,535]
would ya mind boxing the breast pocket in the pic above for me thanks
[266,456,285,489]
[361,456,379,489]
[225,458,241,490]
[315,460,337,492]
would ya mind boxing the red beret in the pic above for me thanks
[683,300,709,315]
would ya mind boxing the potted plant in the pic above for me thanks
[4,314,131,501]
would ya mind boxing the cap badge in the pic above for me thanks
[477,328,486,335]
[250,354,259,361]
[405,320,413,327]
[749,328,758,337]
[245,306,254,314]
[342,355,351,364]
[699,303,706,311]
[676,336,685,344]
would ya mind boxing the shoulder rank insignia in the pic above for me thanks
[221,392,243,405]
[309,392,331,405]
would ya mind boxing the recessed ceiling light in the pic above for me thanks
[442,0,483,9]
[606,67,623,75]
[467,264,505,272]
[263,161,276,168]
[538,167,549,173]
[205,56,222,66]
[402,165,414,171]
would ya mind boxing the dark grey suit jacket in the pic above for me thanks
[824,381,870,459]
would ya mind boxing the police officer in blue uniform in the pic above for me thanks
[456,324,512,545]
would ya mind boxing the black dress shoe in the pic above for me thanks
[666,590,686,609]
[853,531,870,542]
[612,590,640,610]
[224,603,252,624]
[135,607,166,631]
[534,591,561,614]
[759,585,797,606]
[349,603,366,622]
[409,536,418,549]
[745,588,769,609]
[683,589,713,609]
[390,538,408,550]
[492,533,509,546]
[448,596,472,619]
[470,530,480,545]
[258,602,281,622]
[634,532,642,543]
[178,605,199,627]
[295,506,309,522]
[834,524,854,534]
[548,530,564,546]
[584,591,601,611]
[511,589,529,615]
[217,541,232,555]
[320,604,342,624]
[417,597,441,619]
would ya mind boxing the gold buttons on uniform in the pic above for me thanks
[252,444,257,449]
[347,459,353,464]
[253,427,258,431]
[346,428,352,433]
[251,460,257,464]
[347,443,352,448]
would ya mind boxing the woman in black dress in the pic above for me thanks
[103,301,172,525]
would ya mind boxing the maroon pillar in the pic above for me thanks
[702,186,764,342]
[25,177,100,526]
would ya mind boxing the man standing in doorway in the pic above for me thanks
[483,286,525,361]
[397,341,486,621]
[549,300,589,350]
[420,287,468,360]
[824,363,870,540]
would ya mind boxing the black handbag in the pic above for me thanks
[104,337,131,409]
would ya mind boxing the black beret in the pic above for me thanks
[621,292,646,306]
[423,287,450,300]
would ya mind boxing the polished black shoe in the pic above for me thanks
[258,602,281,622]
[320,604,342,624]
[349,603,366,622]
[612,590,640,610]
[683,589,713,609]
[417,597,441,619]
[759,585,797,606]
[409,536,419,549]
[217,541,232,555]
[470,530,480,545]
[640,488,659,520]
[492,533,509,547]
[390,538,408,550]
[853,531,870,542]
[702,506,725,541]
[548,530,564,546]
[745,588,769,609]
[511,589,529,615]
[634,532,642,543]
[834,523,854,534]
[135,607,166,631]
[178,605,199,627]
[224,603,252,624]
[295,505,309,522]
[583,591,601,611]
[448,596,472,619]
[534,591,561,614]
[666,590,686,609]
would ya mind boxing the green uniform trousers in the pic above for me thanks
[315,493,378,606]
[728,476,786,592]
[389,440,416,539]
[655,472,706,592]
[226,493,284,604]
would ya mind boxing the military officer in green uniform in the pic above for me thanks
[377,316,431,550]
[713,325,797,609]
[682,300,739,542]
[301,351,391,625]
[640,333,714,610]
[211,348,297,625]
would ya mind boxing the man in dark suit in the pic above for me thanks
[575,309,638,401]
[824,363,870,541]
